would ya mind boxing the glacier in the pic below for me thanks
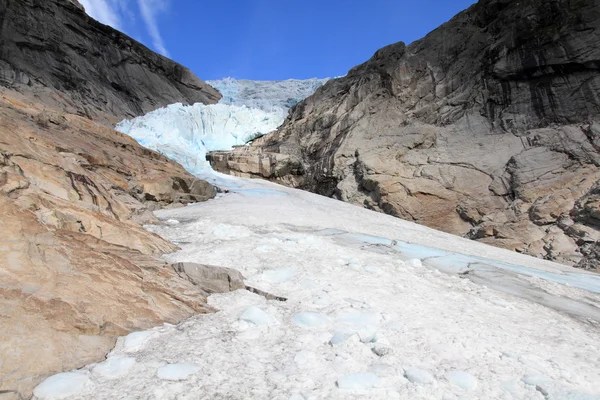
[115,77,329,175]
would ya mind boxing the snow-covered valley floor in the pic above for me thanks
[34,175,600,400]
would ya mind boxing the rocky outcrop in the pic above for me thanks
[0,0,221,124]
[0,89,219,398]
[210,0,600,268]
[0,1,223,396]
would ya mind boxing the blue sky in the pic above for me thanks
[80,0,477,81]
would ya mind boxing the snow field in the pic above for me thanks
[34,176,600,400]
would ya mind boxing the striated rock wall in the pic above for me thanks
[0,0,221,124]
[209,0,600,269]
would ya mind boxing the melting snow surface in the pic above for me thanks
[34,175,600,399]
[115,77,328,174]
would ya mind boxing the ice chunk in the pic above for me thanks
[337,373,381,391]
[123,331,152,353]
[239,306,279,326]
[33,372,88,399]
[260,267,297,283]
[445,370,478,391]
[404,367,435,384]
[406,259,423,268]
[329,329,357,345]
[291,312,330,328]
[92,356,136,379]
[157,363,201,381]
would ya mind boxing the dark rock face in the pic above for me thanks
[0,0,221,124]
[210,0,600,267]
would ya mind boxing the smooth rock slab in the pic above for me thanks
[157,364,201,381]
[33,372,89,399]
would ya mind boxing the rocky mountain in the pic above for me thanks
[0,0,221,124]
[0,1,222,398]
[209,0,600,269]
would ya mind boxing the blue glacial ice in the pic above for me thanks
[116,77,328,175]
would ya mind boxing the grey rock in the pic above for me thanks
[209,0,600,267]
[171,262,246,294]
[0,0,221,124]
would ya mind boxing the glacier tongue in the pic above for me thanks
[115,77,328,175]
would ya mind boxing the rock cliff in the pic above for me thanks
[0,0,222,398]
[0,0,221,124]
[209,0,600,269]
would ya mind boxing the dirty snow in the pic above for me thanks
[34,175,600,399]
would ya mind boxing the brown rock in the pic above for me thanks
[0,89,217,398]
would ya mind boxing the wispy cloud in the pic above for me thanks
[137,0,170,57]
[79,0,171,57]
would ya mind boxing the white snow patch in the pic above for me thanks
[33,372,88,399]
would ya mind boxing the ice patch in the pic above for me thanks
[445,370,478,391]
[33,372,88,399]
[92,356,136,379]
[404,367,435,384]
[291,312,330,328]
[123,331,152,353]
[337,373,382,391]
[329,329,358,345]
[157,363,201,381]
[239,306,279,326]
